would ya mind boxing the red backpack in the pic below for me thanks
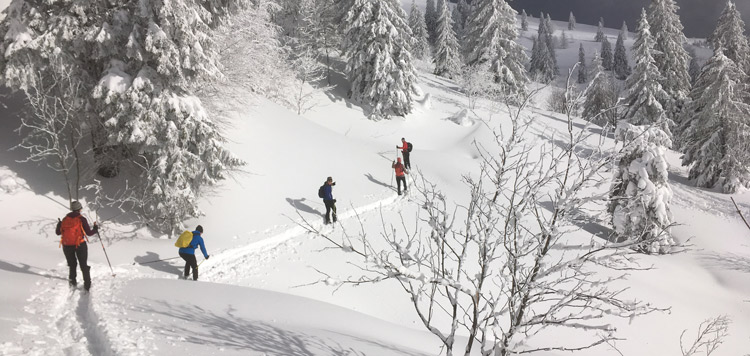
[60,216,86,247]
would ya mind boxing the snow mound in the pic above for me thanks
[0,167,26,194]
[446,109,474,126]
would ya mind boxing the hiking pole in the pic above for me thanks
[133,256,182,265]
[95,229,116,277]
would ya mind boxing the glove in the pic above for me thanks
[333,199,337,203]
[205,255,210,260]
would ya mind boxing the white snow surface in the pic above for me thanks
[1,7,749,356]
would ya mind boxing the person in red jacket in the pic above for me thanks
[55,201,98,291]
[396,137,412,170]
[392,157,408,195]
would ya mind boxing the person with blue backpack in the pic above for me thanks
[178,225,209,280]
[319,177,337,225]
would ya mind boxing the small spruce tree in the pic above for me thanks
[601,36,614,71]
[433,0,462,77]
[408,0,431,60]
[577,43,588,84]
[613,31,632,79]
[595,18,606,42]
[568,11,577,30]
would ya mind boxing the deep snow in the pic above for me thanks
[1,6,749,356]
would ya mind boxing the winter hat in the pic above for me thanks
[327,176,333,182]
[196,225,203,233]
[397,157,402,162]
[70,201,83,211]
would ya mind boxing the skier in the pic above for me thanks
[178,225,209,281]
[322,176,337,225]
[392,157,408,195]
[396,138,412,170]
[56,201,98,291]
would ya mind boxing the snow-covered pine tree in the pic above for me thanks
[521,9,529,32]
[601,36,614,71]
[529,16,556,83]
[583,53,616,126]
[343,0,418,119]
[298,0,339,83]
[458,0,472,22]
[433,0,461,78]
[621,21,629,40]
[543,13,559,74]
[463,0,529,98]
[613,31,632,79]
[708,0,750,74]
[546,13,556,34]
[680,49,750,193]
[609,122,675,254]
[622,9,673,137]
[568,11,577,30]
[452,4,464,38]
[647,0,692,123]
[425,0,438,44]
[0,0,247,233]
[559,31,569,49]
[595,18,606,42]
[408,0,431,60]
[578,43,588,83]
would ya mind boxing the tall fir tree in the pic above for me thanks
[425,0,438,45]
[595,18,606,42]
[452,3,464,38]
[521,9,529,32]
[568,11,577,30]
[0,0,247,232]
[621,21,629,40]
[680,49,750,193]
[298,0,340,82]
[601,36,613,71]
[622,9,673,137]
[458,0,472,28]
[529,14,556,83]
[543,13,559,74]
[687,46,701,84]
[708,0,750,74]
[583,53,616,126]
[647,0,692,123]
[464,0,528,97]
[433,0,462,77]
[343,0,418,119]
[613,31,632,79]
[408,0,431,60]
[577,43,588,84]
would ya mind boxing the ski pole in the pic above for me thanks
[95,229,116,277]
[133,256,182,265]
[197,258,208,268]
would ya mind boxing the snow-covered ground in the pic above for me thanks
[1,7,749,356]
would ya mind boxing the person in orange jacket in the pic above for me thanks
[56,201,98,290]
[396,138,412,170]
[392,157,408,195]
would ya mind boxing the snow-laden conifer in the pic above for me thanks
[601,36,613,71]
[568,11,577,30]
[425,0,438,44]
[529,17,556,83]
[613,31,632,80]
[521,9,529,31]
[578,44,588,84]
[609,122,675,254]
[622,10,673,137]
[595,19,606,42]
[708,1,750,73]
[621,21,629,40]
[343,0,418,119]
[583,53,616,126]
[687,46,701,84]
[464,0,528,97]
[648,0,692,121]
[559,31,569,49]
[408,1,431,60]
[0,0,248,233]
[433,0,462,78]
[298,0,339,82]
[680,49,750,193]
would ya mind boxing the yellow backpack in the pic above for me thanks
[174,230,193,248]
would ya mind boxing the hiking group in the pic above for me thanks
[318,137,413,226]
[55,138,412,286]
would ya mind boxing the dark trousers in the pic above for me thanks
[180,253,199,280]
[324,199,337,224]
[63,243,90,286]
[396,176,407,195]
[402,151,411,169]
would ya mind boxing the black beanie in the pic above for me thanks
[196,225,204,233]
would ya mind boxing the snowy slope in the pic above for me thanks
[1,7,749,356]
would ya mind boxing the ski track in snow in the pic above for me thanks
[2,191,413,356]
[203,191,412,283]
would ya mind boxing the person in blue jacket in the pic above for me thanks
[179,225,209,280]
[322,177,337,225]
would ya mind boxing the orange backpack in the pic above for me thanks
[60,216,86,247]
